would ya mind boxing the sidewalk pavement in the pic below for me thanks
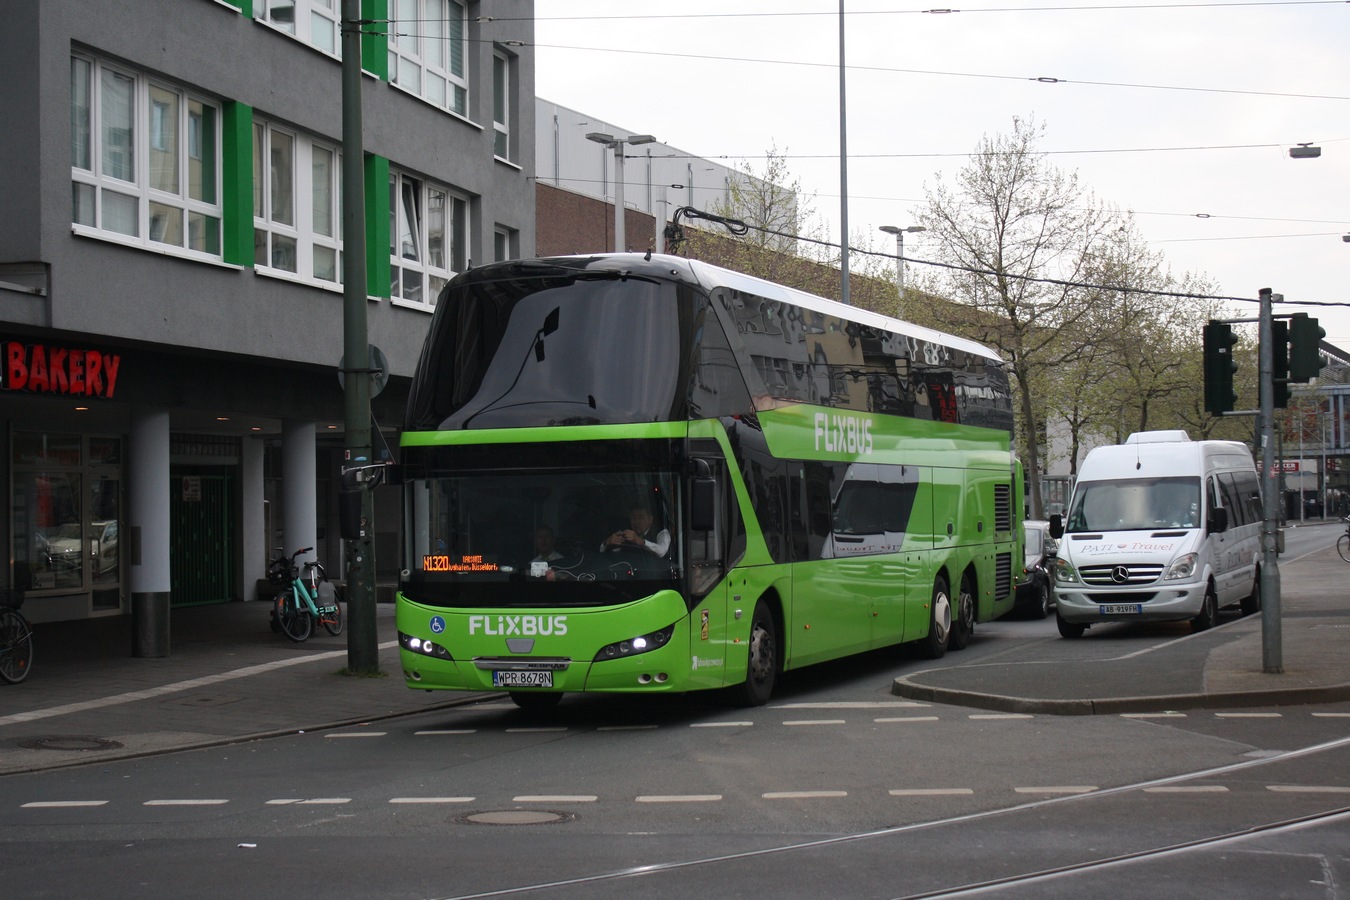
[3,544,1349,777]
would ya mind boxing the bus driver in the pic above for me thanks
[601,504,670,558]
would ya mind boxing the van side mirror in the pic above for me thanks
[1048,514,1063,539]
[1207,506,1229,535]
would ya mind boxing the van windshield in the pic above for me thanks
[1065,477,1201,532]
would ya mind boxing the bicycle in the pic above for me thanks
[0,588,34,684]
[1338,517,1350,563]
[268,547,343,643]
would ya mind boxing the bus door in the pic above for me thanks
[685,455,732,690]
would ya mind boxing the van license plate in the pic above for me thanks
[493,671,553,688]
[1100,603,1142,615]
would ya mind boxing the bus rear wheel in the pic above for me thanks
[948,574,976,651]
[731,599,778,707]
[920,578,951,659]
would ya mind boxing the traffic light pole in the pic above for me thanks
[1257,288,1283,674]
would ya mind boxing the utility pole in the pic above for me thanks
[1257,288,1282,673]
[340,0,378,674]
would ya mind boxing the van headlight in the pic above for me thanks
[1164,553,1199,581]
[1054,557,1079,584]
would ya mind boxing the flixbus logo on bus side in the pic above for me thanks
[814,412,874,456]
[467,614,568,636]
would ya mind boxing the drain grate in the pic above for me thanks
[20,736,124,752]
[460,810,574,826]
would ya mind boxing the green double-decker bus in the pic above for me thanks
[395,253,1022,708]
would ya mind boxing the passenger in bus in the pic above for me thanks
[531,526,564,563]
[601,504,671,557]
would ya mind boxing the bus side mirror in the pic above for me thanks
[691,477,716,532]
[1048,514,1063,539]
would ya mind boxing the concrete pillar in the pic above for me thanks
[282,420,318,570]
[241,435,266,600]
[129,408,171,657]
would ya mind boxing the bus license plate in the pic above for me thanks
[493,671,553,688]
[1100,603,1142,615]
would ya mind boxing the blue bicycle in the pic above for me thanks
[268,547,343,643]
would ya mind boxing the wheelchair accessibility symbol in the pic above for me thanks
[429,616,446,634]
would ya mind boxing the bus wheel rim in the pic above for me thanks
[933,591,952,643]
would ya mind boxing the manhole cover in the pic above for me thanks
[20,736,124,752]
[461,810,574,826]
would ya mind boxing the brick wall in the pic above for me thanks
[535,183,658,256]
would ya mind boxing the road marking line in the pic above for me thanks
[21,800,108,808]
[1215,713,1282,719]
[875,716,940,723]
[415,729,477,735]
[325,732,387,738]
[970,714,1033,720]
[505,727,568,733]
[784,719,846,726]
[636,795,723,803]
[889,789,974,796]
[143,799,229,806]
[775,702,929,709]
[763,791,848,799]
[1014,786,1097,794]
[1312,713,1350,718]
[1121,712,1188,718]
[1266,785,1350,794]
[1143,785,1229,793]
[597,725,659,731]
[690,722,753,728]
[390,797,476,804]
[513,795,597,803]
[266,798,352,805]
[0,641,399,727]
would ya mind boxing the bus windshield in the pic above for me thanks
[1065,476,1201,532]
[403,468,683,608]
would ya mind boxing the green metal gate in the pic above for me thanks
[170,472,235,606]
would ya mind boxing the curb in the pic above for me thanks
[890,675,1350,716]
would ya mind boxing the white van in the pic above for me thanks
[1049,431,1262,638]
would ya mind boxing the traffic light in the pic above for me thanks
[1203,321,1238,415]
[1288,313,1326,382]
[1271,319,1291,408]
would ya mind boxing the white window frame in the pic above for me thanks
[387,0,469,118]
[70,54,224,262]
[253,0,341,58]
[253,119,344,289]
[390,169,467,309]
[492,48,512,161]
[493,226,516,262]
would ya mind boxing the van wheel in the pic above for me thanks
[920,578,951,659]
[948,574,976,651]
[1192,583,1219,632]
[1240,573,1261,616]
[1056,611,1086,639]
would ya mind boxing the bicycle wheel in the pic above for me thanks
[1338,533,1350,563]
[321,600,344,636]
[0,608,34,684]
[275,592,313,643]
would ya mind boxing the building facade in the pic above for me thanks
[0,0,535,640]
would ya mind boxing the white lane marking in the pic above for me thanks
[1312,712,1350,718]
[784,719,846,726]
[1014,786,1098,794]
[513,795,597,803]
[0,641,398,727]
[875,716,940,723]
[636,795,723,803]
[690,722,753,728]
[970,714,1033,720]
[1121,712,1188,718]
[390,797,476,804]
[597,725,659,731]
[505,727,568,733]
[325,732,388,738]
[1143,785,1229,793]
[21,800,109,808]
[763,791,848,799]
[143,799,229,806]
[266,798,351,805]
[774,702,929,709]
[889,789,974,797]
[415,729,477,735]
[1266,785,1350,794]
[1215,713,1282,719]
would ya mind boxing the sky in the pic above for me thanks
[529,1,1349,343]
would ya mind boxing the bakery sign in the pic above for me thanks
[1,340,122,399]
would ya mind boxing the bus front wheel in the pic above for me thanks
[920,578,951,659]
[731,599,778,707]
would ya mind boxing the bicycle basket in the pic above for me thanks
[266,558,292,586]
[0,588,23,610]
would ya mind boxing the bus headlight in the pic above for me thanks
[399,631,453,660]
[594,624,675,662]
[1164,553,1199,581]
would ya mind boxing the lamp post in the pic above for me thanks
[878,225,926,302]
[586,132,656,252]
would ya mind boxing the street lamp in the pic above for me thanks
[1289,142,1322,159]
[878,225,926,301]
[586,132,656,252]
